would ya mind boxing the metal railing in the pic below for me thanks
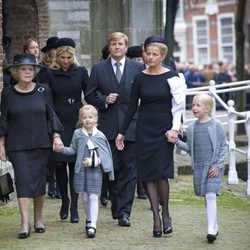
[183,80,250,195]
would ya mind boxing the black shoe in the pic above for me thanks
[118,215,130,227]
[111,202,118,220]
[47,191,55,199]
[100,197,108,206]
[163,217,173,234]
[54,192,61,199]
[85,220,91,231]
[18,227,31,239]
[34,226,46,233]
[54,186,61,199]
[137,193,147,199]
[163,226,173,234]
[70,206,79,223]
[86,227,96,238]
[207,234,217,243]
[60,197,69,220]
[153,230,162,238]
[70,216,79,223]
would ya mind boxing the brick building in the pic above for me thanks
[0,0,164,89]
[0,0,249,88]
[174,0,250,66]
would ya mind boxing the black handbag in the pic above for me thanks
[0,172,14,203]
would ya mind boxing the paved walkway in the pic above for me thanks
[1,111,250,249]
[1,174,250,249]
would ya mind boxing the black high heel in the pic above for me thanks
[60,197,70,220]
[163,217,173,234]
[34,226,46,233]
[18,226,31,239]
[153,230,162,238]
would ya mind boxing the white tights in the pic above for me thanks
[205,193,218,235]
[82,192,99,229]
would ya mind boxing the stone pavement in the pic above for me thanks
[1,110,250,250]
[1,174,250,250]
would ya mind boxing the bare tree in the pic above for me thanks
[236,0,246,134]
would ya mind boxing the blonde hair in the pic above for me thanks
[193,93,213,116]
[40,51,56,68]
[77,105,98,128]
[52,46,79,70]
[107,32,129,47]
[9,65,40,81]
[145,42,168,59]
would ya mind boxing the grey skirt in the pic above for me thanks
[193,163,224,196]
[74,165,103,195]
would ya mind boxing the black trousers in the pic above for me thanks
[109,140,137,219]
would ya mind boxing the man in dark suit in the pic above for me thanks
[85,32,143,227]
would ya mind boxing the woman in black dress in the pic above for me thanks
[47,38,89,223]
[0,53,64,239]
[116,35,186,237]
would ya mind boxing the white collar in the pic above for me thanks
[81,126,98,137]
[111,56,126,67]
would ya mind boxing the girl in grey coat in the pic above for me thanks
[175,94,227,243]
[57,105,114,238]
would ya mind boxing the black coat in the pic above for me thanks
[85,57,144,141]
[47,64,89,162]
[0,83,63,151]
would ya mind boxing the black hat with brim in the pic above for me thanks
[5,53,46,71]
[127,45,142,58]
[41,36,60,53]
[55,38,76,49]
[144,35,167,49]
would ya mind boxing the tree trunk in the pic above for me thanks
[164,0,178,60]
[235,0,246,134]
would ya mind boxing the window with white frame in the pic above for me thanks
[217,14,235,63]
[193,17,209,65]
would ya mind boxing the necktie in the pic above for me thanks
[115,61,122,83]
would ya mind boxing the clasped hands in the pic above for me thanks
[53,137,64,152]
[115,129,179,151]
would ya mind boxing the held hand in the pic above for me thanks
[115,133,125,150]
[53,137,64,152]
[106,93,119,104]
[165,130,178,144]
[82,159,89,167]
[207,166,219,178]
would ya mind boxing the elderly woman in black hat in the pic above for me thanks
[116,35,186,237]
[47,37,89,223]
[0,53,64,239]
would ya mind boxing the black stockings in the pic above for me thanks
[146,179,170,231]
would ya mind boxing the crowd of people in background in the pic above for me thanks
[2,30,248,244]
